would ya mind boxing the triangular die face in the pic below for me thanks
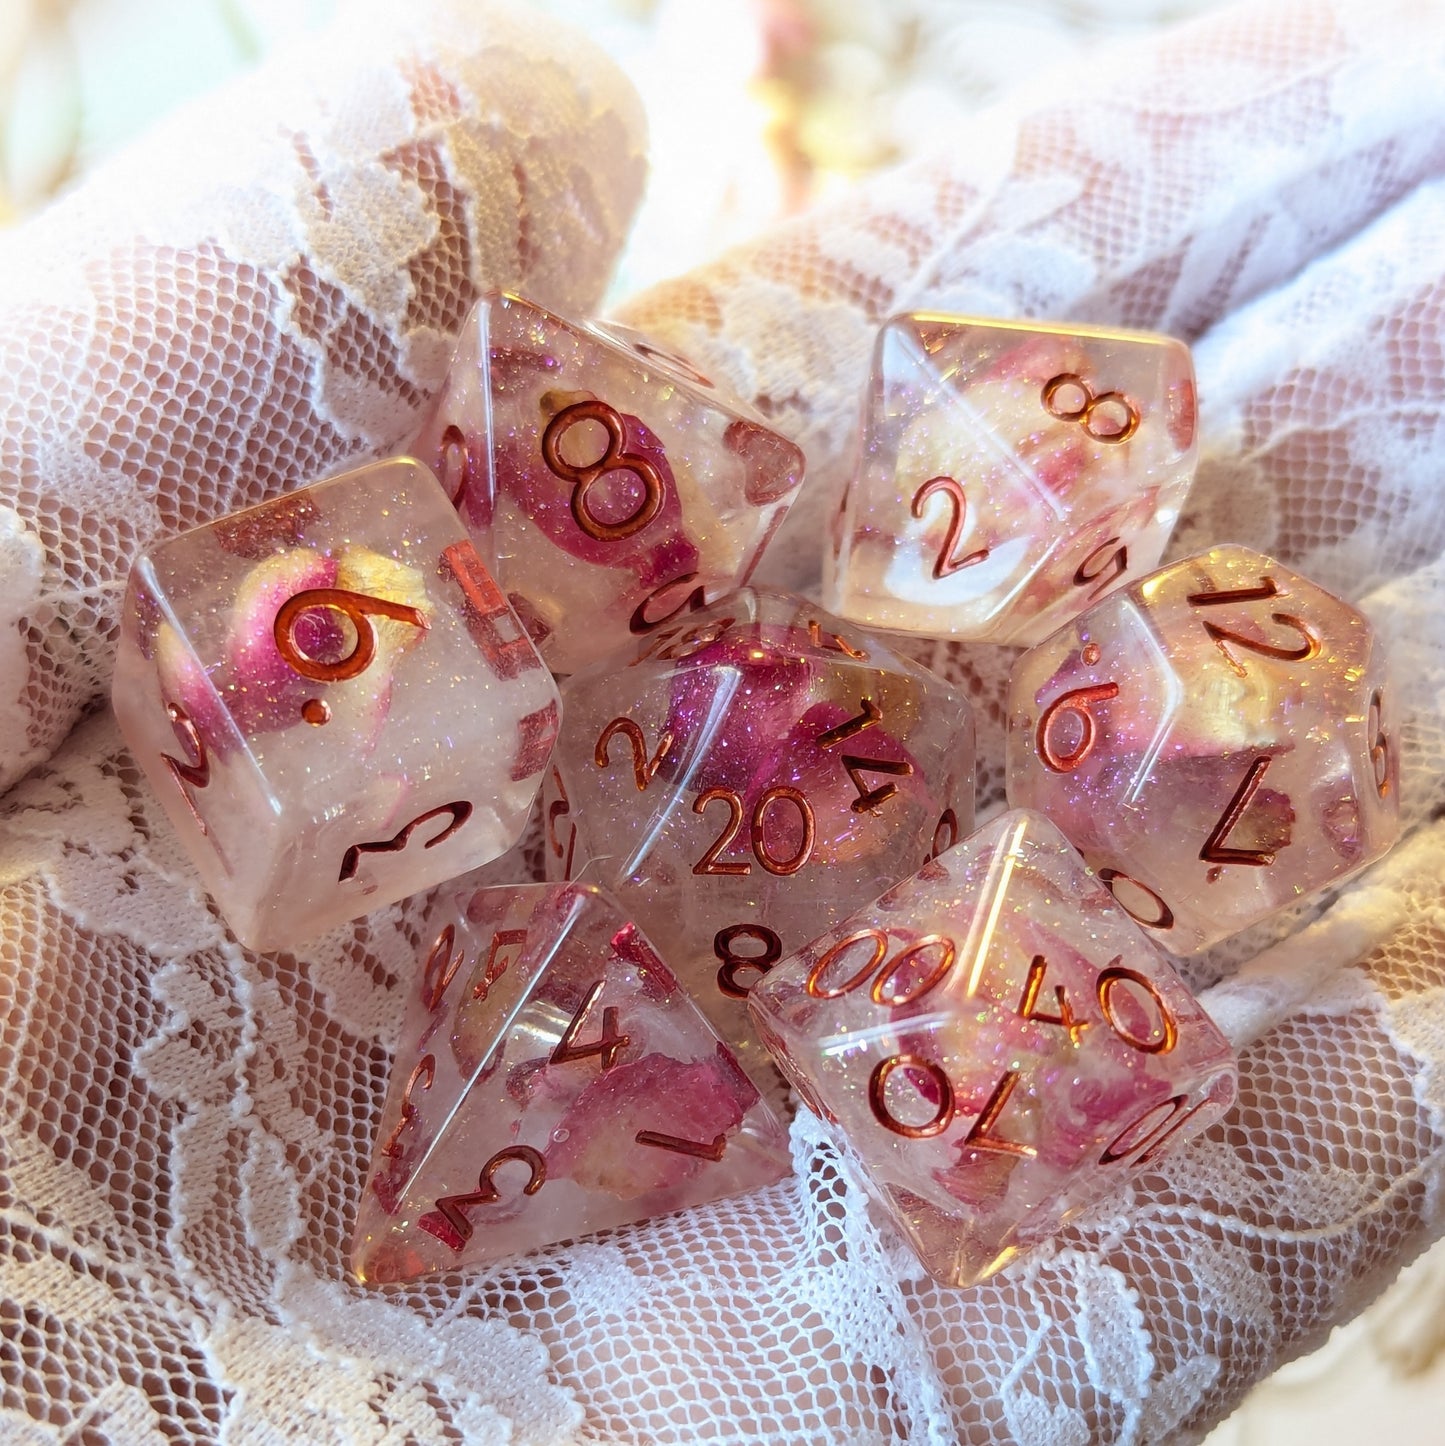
[352,883,790,1283]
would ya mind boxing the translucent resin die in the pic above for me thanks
[1007,545,1401,953]
[826,314,1197,644]
[411,292,806,672]
[111,458,559,951]
[352,882,791,1283]
[544,589,976,1076]
[748,810,1237,1288]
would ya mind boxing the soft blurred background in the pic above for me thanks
[2,1,1441,1440]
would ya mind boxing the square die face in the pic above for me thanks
[827,315,1197,645]
[748,810,1236,1288]
[111,458,558,951]
[545,589,976,1079]
[351,882,791,1284]
[411,293,804,673]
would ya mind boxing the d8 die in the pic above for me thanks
[544,589,976,1074]
[411,292,806,673]
[352,881,790,1283]
[825,313,1197,644]
[748,810,1237,1289]
[112,458,559,951]
[1007,544,1401,953]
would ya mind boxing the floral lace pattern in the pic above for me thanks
[2,1,1444,1442]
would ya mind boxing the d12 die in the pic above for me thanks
[410,292,805,673]
[1006,544,1401,954]
[543,589,976,1075]
[825,313,1197,645]
[748,810,1237,1289]
[111,458,558,952]
[351,881,790,1283]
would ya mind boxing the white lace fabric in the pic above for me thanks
[2,1,1444,1442]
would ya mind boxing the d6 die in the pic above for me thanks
[411,292,805,672]
[112,458,559,951]
[352,881,790,1283]
[748,810,1237,1288]
[1007,544,1401,953]
[544,589,976,1073]
[825,313,1197,644]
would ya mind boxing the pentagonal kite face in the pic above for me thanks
[352,882,790,1285]
[826,313,1197,645]
[410,292,804,673]
[544,589,977,1073]
[1007,545,1401,953]
[749,810,1237,1288]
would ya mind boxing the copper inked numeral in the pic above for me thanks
[807,619,867,659]
[1099,868,1176,931]
[806,928,889,999]
[629,572,709,634]
[635,1129,727,1161]
[713,924,784,999]
[1041,372,1140,444]
[440,540,542,680]
[1036,683,1120,773]
[927,808,959,863]
[546,766,571,856]
[379,1054,435,1158]
[1096,965,1177,1054]
[868,1055,955,1139]
[1017,956,1088,1045]
[423,1146,546,1249]
[338,801,473,882]
[804,929,957,1006]
[692,788,749,876]
[1187,575,1320,675]
[474,929,526,1003]
[595,717,672,791]
[841,755,913,814]
[692,786,816,876]
[161,701,211,834]
[910,475,989,578]
[815,697,881,749]
[273,587,427,683]
[960,1070,1036,1159]
[1073,537,1128,600]
[1100,1093,1205,1166]
[550,979,629,1071]
[1199,756,1278,867]
[542,399,665,541]
[422,924,464,1011]
[869,935,956,1008]
[438,423,476,510]
[1368,687,1391,798]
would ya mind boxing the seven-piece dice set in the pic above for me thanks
[110,294,1402,1291]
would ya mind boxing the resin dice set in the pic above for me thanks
[110,295,1403,1291]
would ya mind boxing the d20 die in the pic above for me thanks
[111,457,558,951]
[543,589,976,1076]
[410,292,805,673]
[352,882,790,1283]
[748,810,1237,1289]
[1006,544,1401,954]
[826,313,1197,645]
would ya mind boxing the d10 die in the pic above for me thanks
[351,881,790,1283]
[410,292,806,673]
[544,589,976,1075]
[111,458,558,952]
[748,810,1237,1289]
[1007,544,1401,954]
[825,313,1197,645]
